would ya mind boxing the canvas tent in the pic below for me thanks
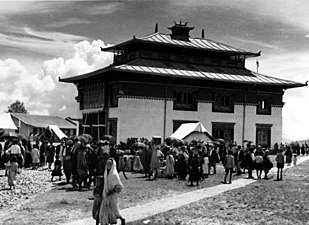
[170,122,215,143]
[0,114,17,130]
[35,125,67,142]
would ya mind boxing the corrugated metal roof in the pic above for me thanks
[113,59,304,87]
[141,33,247,52]
[11,113,76,129]
[102,33,260,56]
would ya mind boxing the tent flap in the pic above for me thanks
[170,122,214,142]
[0,114,17,130]
[48,125,67,140]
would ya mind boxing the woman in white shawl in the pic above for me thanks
[99,158,125,225]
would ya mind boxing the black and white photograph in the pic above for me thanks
[0,1,309,224]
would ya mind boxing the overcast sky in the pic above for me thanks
[0,0,308,142]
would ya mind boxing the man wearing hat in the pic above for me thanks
[208,144,219,175]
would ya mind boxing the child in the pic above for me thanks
[275,150,284,181]
[51,155,62,182]
[293,154,297,166]
[6,156,19,190]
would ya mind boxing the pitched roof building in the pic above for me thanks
[10,113,76,138]
[60,21,306,147]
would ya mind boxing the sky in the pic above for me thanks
[0,0,308,142]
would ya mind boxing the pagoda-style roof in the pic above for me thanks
[101,33,260,58]
[59,58,305,89]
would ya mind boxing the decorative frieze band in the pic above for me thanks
[118,95,174,101]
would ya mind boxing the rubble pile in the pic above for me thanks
[0,168,51,209]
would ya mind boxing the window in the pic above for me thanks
[212,93,234,113]
[256,124,272,148]
[174,89,197,111]
[257,96,271,115]
[82,82,104,109]
[212,122,235,143]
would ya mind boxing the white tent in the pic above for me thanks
[0,114,17,130]
[36,125,67,142]
[48,125,67,140]
[170,122,215,143]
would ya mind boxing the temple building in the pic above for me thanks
[60,21,306,147]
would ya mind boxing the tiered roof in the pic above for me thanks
[60,22,306,89]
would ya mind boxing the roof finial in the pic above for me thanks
[155,23,158,33]
[202,29,205,38]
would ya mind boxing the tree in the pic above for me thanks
[7,100,28,114]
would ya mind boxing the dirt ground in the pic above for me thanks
[0,166,226,225]
[131,159,309,225]
[1,157,309,225]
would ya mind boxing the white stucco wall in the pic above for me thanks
[108,97,282,146]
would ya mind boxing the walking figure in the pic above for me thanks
[6,156,19,190]
[222,150,234,184]
[275,150,284,181]
[51,155,62,182]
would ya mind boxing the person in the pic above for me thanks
[31,144,40,169]
[234,146,244,175]
[117,152,128,179]
[51,155,62,182]
[150,146,163,180]
[77,143,89,190]
[141,145,152,178]
[285,146,292,166]
[133,151,143,172]
[244,147,255,179]
[293,154,297,166]
[92,176,103,225]
[0,142,3,169]
[208,145,219,175]
[222,150,235,184]
[88,144,99,187]
[262,150,273,179]
[6,140,21,164]
[176,146,188,180]
[62,140,73,184]
[6,156,19,190]
[99,158,125,225]
[188,148,200,186]
[165,150,175,179]
[46,141,55,170]
[202,151,209,179]
[275,150,284,181]
[254,152,263,179]
[39,141,48,167]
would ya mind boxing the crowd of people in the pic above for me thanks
[1,137,308,224]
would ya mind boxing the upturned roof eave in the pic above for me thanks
[58,65,113,83]
[111,67,306,89]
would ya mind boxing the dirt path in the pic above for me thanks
[64,155,309,225]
